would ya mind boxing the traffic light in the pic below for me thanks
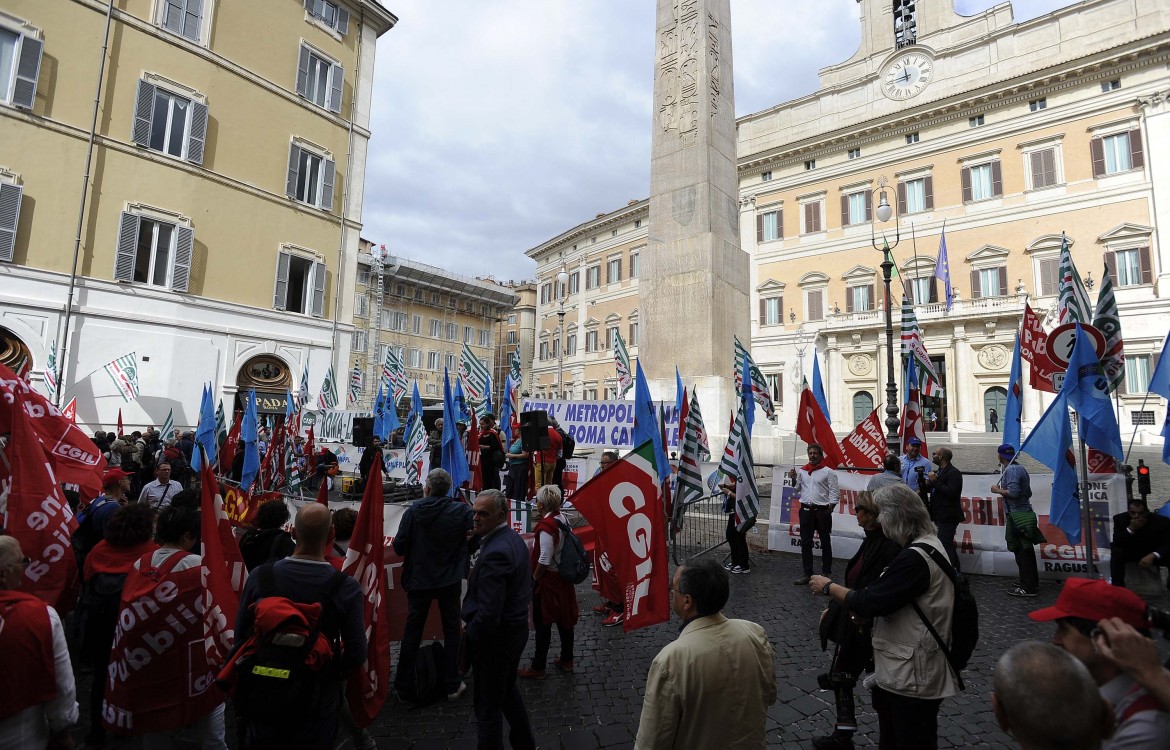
[1137,460,1151,499]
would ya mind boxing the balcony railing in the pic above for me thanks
[817,293,1030,333]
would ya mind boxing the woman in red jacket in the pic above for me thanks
[518,485,580,678]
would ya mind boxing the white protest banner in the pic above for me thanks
[313,410,373,443]
[519,398,682,450]
[767,469,1126,580]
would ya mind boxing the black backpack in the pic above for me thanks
[910,543,979,691]
[558,428,575,460]
[555,519,590,584]
[231,564,348,722]
[399,641,446,706]
[71,498,115,573]
[77,570,128,661]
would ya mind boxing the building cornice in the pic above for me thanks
[737,38,1170,175]
[525,199,649,260]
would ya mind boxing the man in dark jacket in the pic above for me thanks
[925,447,964,570]
[392,468,474,702]
[478,414,503,491]
[358,436,385,492]
[462,488,535,750]
[1110,498,1170,588]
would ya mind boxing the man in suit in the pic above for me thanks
[634,558,776,750]
[925,447,964,570]
[1110,498,1170,589]
[461,489,535,750]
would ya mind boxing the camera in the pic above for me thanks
[817,672,851,690]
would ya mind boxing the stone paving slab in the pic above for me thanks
[70,546,1169,749]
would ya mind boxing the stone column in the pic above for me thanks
[953,322,973,428]
[643,0,748,427]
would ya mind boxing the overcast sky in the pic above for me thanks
[362,0,1081,284]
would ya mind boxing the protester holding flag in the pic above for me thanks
[102,505,228,747]
[478,413,504,491]
[991,445,1043,598]
[789,444,840,586]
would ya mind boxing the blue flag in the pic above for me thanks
[1019,389,1081,544]
[411,381,423,422]
[674,367,684,417]
[812,352,830,423]
[1065,323,1123,459]
[632,360,670,481]
[740,348,754,438]
[372,382,386,440]
[192,384,217,472]
[499,375,514,445]
[485,373,494,418]
[1004,333,1023,450]
[285,389,294,421]
[1147,334,1170,466]
[441,369,470,493]
[934,228,954,311]
[385,392,401,434]
[454,377,471,423]
[240,389,260,492]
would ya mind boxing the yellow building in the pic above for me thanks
[488,279,535,404]
[0,0,395,428]
[528,0,1170,453]
[352,243,516,409]
[526,200,646,401]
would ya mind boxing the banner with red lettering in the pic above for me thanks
[840,409,885,469]
[342,458,390,727]
[767,467,1126,581]
[218,414,241,473]
[62,396,77,424]
[1021,302,1058,393]
[570,441,669,632]
[103,551,222,735]
[577,525,622,605]
[199,455,246,661]
[0,386,79,611]
[221,485,283,528]
[0,364,106,498]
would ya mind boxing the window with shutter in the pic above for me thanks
[961,167,972,203]
[187,101,208,165]
[1038,257,1059,296]
[758,210,780,241]
[273,251,291,310]
[1029,148,1057,189]
[807,290,824,321]
[896,181,907,215]
[288,143,334,210]
[172,226,193,292]
[161,0,203,43]
[320,158,336,211]
[7,32,42,110]
[0,183,23,263]
[311,261,326,317]
[296,43,342,112]
[991,161,1003,197]
[114,212,141,282]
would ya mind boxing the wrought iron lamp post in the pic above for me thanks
[870,177,901,454]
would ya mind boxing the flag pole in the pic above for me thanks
[910,221,922,297]
[1123,390,1154,465]
[1074,420,1099,579]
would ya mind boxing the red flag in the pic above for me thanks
[62,397,77,424]
[117,408,124,437]
[0,364,106,498]
[217,411,242,473]
[570,441,669,632]
[1021,301,1058,393]
[316,476,330,506]
[840,408,886,468]
[795,388,848,469]
[0,387,78,610]
[900,377,928,456]
[464,415,482,492]
[342,457,390,726]
[258,421,286,491]
[198,449,246,661]
[677,387,689,448]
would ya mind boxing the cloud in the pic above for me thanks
[363,0,1080,283]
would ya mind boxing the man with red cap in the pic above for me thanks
[72,468,134,573]
[1029,578,1170,749]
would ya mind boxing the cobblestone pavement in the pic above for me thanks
[73,543,1170,750]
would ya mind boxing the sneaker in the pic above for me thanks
[793,576,811,585]
[811,732,855,749]
[602,611,624,627]
[592,602,610,614]
[447,681,468,701]
[723,561,735,571]
[555,658,574,673]
[354,732,379,750]
[517,667,547,680]
[1007,586,1038,598]
[731,565,750,574]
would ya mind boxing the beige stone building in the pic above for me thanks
[526,200,647,402]
[528,0,1170,454]
[0,0,395,428]
[352,243,516,409]
[488,279,536,403]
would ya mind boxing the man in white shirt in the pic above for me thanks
[139,462,183,510]
[788,444,840,585]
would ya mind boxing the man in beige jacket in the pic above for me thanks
[634,558,777,749]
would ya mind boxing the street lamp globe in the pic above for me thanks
[556,267,569,287]
[875,190,893,223]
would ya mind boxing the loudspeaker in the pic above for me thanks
[519,410,550,452]
[351,417,375,448]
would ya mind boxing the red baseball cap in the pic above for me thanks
[102,468,133,486]
[1029,578,1148,630]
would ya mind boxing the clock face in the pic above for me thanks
[882,53,934,100]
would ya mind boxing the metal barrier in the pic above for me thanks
[670,493,729,565]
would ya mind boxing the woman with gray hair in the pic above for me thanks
[518,485,579,679]
[808,484,957,750]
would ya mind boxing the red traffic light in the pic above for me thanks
[1138,465,1151,476]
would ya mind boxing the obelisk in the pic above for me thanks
[642,0,748,426]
